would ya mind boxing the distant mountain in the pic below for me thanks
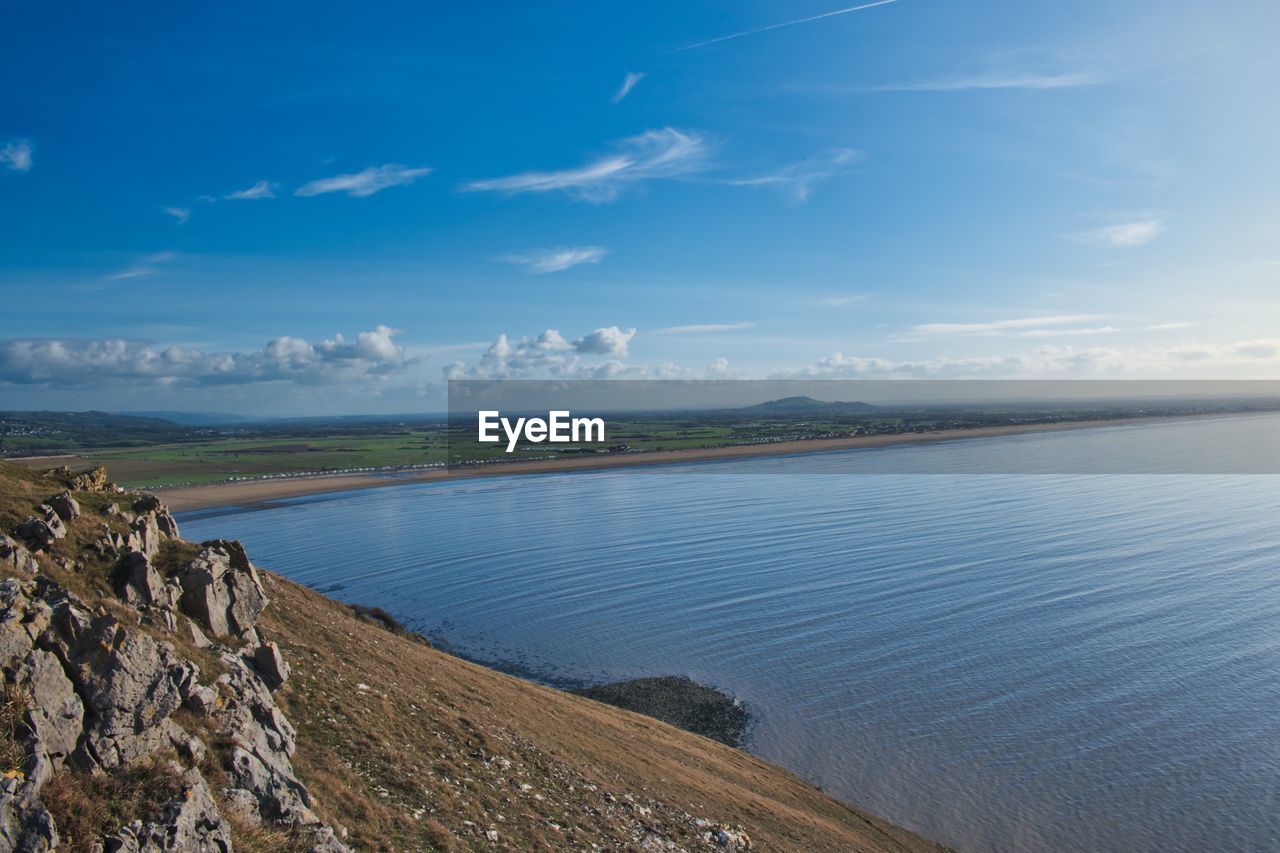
[737,396,876,415]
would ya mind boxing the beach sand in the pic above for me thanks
[153,417,1169,511]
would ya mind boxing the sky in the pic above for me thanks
[2,0,1279,415]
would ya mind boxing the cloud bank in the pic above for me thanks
[0,326,413,387]
[445,326,636,379]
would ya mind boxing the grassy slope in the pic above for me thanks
[263,574,945,851]
[1,462,946,851]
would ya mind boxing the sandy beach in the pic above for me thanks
[152,416,1177,511]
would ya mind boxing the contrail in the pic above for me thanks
[670,0,900,52]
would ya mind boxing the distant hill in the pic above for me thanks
[0,410,196,453]
[737,396,876,415]
[114,410,255,426]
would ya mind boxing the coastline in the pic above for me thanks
[152,414,1194,511]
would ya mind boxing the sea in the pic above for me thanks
[178,414,1280,852]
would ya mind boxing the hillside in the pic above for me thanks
[735,398,876,416]
[0,461,947,851]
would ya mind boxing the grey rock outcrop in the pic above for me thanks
[126,513,163,560]
[250,641,290,691]
[97,765,233,852]
[0,739,59,852]
[176,544,268,640]
[0,536,38,576]
[16,508,66,552]
[69,465,109,492]
[114,552,170,609]
[47,493,80,524]
[1,489,349,852]
[61,613,195,770]
[13,650,83,767]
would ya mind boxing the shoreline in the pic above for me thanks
[150,414,1205,512]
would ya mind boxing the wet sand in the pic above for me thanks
[155,417,1169,511]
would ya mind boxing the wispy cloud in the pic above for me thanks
[910,315,1108,336]
[1144,322,1192,331]
[164,207,190,225]
[501,246,608,274]
[672,0,898,52]
[726,148,862,202]
[612,71,646,103]
[1078,219,1165,247]
[106,251,177,282]
[819,293,871,307]
[224,180,276,200]
[1,138,33,172]
[651,322,754,335]
[464,128,710,202]
[863,70,1107,92]
[296,164,432,198]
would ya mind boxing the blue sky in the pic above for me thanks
[2,0,1278,414]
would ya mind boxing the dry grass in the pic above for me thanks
[42,751,187,852]
[0,682,31,774]
[261,572,946,852]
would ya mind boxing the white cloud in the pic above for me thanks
[0,325,414,387]
[778,339,1280,379]
[573,326,636,356]
[910,315,1108,336]
[612,71,646,103]
[296,164,432,198]
[1145,322,1193,331]
[164,207,190,225]
[819,293,871,307]
[106,251,177,281]
[464,128,709,202]
[224,180,276,200]
[502,246,607,274]
[0,139,33,172]
[726,148,862,202]
[443,326,636,379]
[1078,219,1165,247]
[651,323,754,335]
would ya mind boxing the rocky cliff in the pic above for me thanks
[0,464,347,851]
[0,462,948,852]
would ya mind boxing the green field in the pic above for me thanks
[9,396,1279,489]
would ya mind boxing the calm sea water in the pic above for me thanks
[179,415,1280,852]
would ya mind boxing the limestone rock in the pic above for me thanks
[64,616,194,769]
[47,492,80,524]
[132,495,163,515]
[177,545,267,640]
[15,508,66,552]
[0,536,39,576]
[114,553,168,609]
[70,465,109,492]
[127,514,163,560]
[0,740,59,852]
[98,765,232,852]
[183,620,211,649]
[250,641,290,691]
[14,650,83,767]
